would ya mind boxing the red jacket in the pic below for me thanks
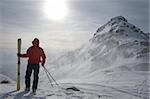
[20,46,46,64]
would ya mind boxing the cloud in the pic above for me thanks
[0,0,149,51]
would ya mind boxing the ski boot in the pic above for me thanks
[25,88,30,92]
[32,89,36,95]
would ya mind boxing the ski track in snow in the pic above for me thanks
[0,81,148,99]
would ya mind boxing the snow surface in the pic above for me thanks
[0,16,149,99]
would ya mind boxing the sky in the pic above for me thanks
[0,0,149,52]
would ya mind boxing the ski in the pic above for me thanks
[17,38,21,91]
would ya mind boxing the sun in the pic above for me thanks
[43,0,68,20]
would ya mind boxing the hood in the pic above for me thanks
[32,38,39,47]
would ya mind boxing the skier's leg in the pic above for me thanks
[25,64,32,89]
[32,64,40,90]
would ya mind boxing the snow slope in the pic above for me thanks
[0,16,149,99]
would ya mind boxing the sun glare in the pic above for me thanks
[43,0,67,20]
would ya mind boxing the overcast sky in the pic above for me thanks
[0,0,149,52]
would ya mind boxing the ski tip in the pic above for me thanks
[18,38,21,40]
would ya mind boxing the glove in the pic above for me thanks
[17,53,21,57]
[41,63,45,67]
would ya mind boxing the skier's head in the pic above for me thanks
[32,38,39,47]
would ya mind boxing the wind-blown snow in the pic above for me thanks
[48,16,149,78]
[0,16,149,99]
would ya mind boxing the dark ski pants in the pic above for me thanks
[25,64,40,90]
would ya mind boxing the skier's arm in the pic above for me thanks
[41,49,46,66]
[18,48,29,58]
[20,53,28,57]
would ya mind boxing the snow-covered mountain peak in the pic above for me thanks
[110,16,128,23]
[92,16,148,44]
[49,16,149,74]
[94,16,128,35]
[43,16,149,86]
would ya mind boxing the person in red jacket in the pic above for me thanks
[18,38,46,93]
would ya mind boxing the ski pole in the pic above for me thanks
[43,67,59,86]
[43,67,75,93]
[44,67,59,86]
[43,67,53,87]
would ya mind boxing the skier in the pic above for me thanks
[17,38,46,93]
